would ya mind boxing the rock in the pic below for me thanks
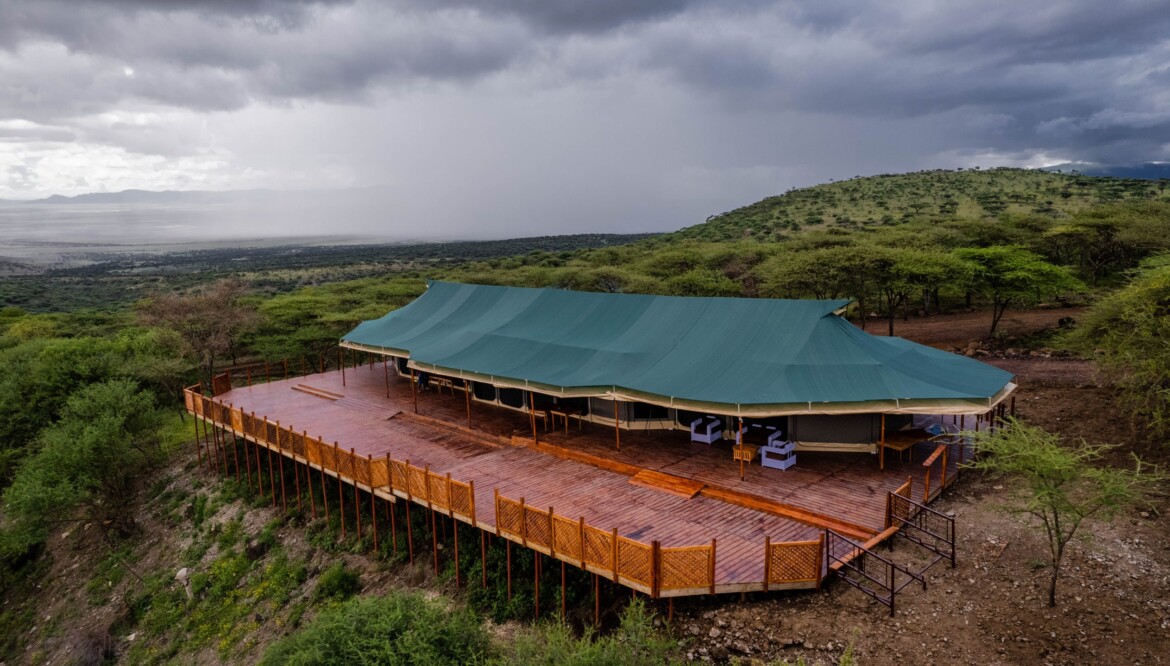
[245,538,269,561]
[710,646,730,662]
[175,567,194,600]
[730,640,751,654]
[708,627,722,639]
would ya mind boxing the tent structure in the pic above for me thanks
[340,281,1015,417]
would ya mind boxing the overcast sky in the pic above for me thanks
[1,0,1168,237]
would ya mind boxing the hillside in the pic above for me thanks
[675,168,1170,241]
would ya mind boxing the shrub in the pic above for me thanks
[314,562,361,601]
[497,598,676,665]
[259,593,490,665]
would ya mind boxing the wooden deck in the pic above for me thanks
[202,363,971,595]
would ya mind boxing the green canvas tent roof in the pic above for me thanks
[341,281,1015,416]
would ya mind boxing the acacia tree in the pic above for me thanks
[954,246,1081,337]
[966,419,1158,607]
[1071,258,1170,435]
[1,380,165,557]
[138,279,260,386]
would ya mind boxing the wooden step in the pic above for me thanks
[292,384,343,400]
[629,470,705,498]
[395,411,509,449]
[699,485,876,542]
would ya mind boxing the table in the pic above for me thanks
[879,429,931,470]
[549,407,583,434]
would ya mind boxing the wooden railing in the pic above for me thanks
[492,490,721,597]
[186,383,824,597]
[921,444,948,503]
[764,534,825,591]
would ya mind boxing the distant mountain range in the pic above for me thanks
[1041,162,1170,180]
[0,187,381,205]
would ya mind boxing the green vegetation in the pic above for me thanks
[1072,257,1170,435]
[676,168,1170,241]
[500,598,675,666]
[259,593,490,666]
[965,418,1159,607]
[0,380,169,559]
[1,167,1169,663]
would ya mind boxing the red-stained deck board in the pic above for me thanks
[213,367,958,590]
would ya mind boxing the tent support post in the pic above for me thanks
[410,368,418,414]
[879,413,886,470]
[613,398,621,451]
[466,386,472,428]
[529,391,538,446]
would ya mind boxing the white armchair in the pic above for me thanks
[690,416,722,444]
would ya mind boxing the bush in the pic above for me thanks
[497,598,675,665]
[259,593,490,665]
[314,562,361,601]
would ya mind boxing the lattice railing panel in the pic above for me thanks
[390,460,409,493]
[660,546,712,590]
[407,466,429,500]
[304,437,322,466]
[319,444,337,471]
[524,506,551,550]
[768,539,822,584]
[427,473,450,511]
[449,481,473,519]
[183,389,196,413]
[335,449,356,478]
[230,408,244,433]
[496,497,524,537]
[286,431,305,457]
[370,458,390,489]
[618,537,653,587]
[352,454,371,486]
[264,422,278,447]
[583,525,614,570]
[552,515,582,560]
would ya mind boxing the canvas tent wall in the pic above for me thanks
[341,281,1015,419]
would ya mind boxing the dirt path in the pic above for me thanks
[865,307,1084,349]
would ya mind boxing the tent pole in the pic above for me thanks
[738,417,745,480]
[613,398,621,451]
[466,385,472,428]
[880,413,886,470]
[410,368,418,414]
[529,391,539,445]
[384,358,390,398]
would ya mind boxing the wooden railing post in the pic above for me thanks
[708,539,716,594]
[519,497,527,547]
[815,532,825,590]
[468,480,477,527]
[651,540,661,599]
[493,488,501,536]
[763,536,771,592]
[611,527,619,582]
[548,507,556,558]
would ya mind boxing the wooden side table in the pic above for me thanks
[733,444,758,480]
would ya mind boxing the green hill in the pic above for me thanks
[676,168,1170,242]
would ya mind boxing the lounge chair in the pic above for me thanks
[690,416,722,444]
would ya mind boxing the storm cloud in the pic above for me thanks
[1,0,1168,236]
